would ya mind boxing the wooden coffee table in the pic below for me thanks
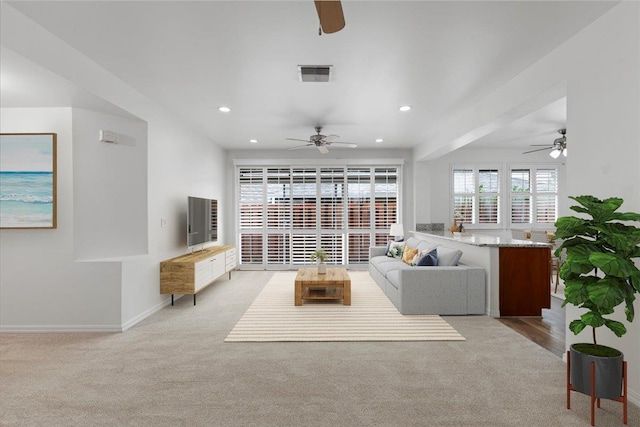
[294,268,351,306]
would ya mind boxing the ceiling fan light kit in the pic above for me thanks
[286,126,357,154]
[523,128,567,158]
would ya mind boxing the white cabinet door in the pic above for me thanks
[194,258,214,291]
[211,254,225,281]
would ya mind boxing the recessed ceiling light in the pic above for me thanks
[249,139,258,144]
[399,105,412,112]
[375,138,384,143]
[218,106,231,113]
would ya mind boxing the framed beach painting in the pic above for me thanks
[0,133,57,229]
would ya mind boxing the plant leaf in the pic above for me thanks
[624,288,635,322]
[590,252,637,278]
[587,277,627,308]
[581,311,605,328]
[554,216,589,239]
[612,211,640,221]
[563,245,599,275]
[564,277,597,305]
[603,319,627,337]
[569,319,587,335]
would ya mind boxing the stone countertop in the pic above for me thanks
[412,231,552,248]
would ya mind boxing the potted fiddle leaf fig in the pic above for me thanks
[554,195,640,399]
[310,248,329,274]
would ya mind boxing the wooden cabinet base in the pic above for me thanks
[160,245,237,306]
[499,247,551,316]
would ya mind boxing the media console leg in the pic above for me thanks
[193,294,196,306]
[171,294,174,306]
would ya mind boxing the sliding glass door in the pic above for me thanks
[237,165,400,269]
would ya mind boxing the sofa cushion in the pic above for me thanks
[387,241,406,258]
[404,237,421,249]
[370,255,400,270]
[437,246,463,266]
[386,269,401,289]
[414,248,438,266]
[416,240,438,253]
[376,260,406,277]
[402,246,418,265]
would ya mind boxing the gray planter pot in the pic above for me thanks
[570,343,624,399]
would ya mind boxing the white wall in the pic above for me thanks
[1,4,229,331]
[122,108,226,328]
[0,108,122,331]
[561,1,640,404]
[412,2,640,403]
[72,108,148,260]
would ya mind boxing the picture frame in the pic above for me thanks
[0,133,57,229]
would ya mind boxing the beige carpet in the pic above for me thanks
[225,271,465,342]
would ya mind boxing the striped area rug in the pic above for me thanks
[225,271,465,342]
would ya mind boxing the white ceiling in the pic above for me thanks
[2,1,615,152]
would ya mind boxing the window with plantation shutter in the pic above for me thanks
[510,169,531,224]
[374,167,398,233]
[267,168,291,229]
[236,165,401,268]
[238,168,264,266]
[320,168,344,229]
[509,166,558,226]
[292,168,317,229]
[453,169,474,224]
[535,168,558,224]
[478,169,499,224]
[452,166,500,226]
[320,234,344,264]
[347,168,371,229]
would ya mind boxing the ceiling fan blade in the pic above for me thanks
[522,146,553,154]
[327,142,358,148]
[286,138,312,143]
[322,134,340,143]
[318,145,329,154]
[314,0,345,34]
[288,144,314,150]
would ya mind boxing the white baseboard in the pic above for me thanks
[121,297,171,332]
[1,298,172,333]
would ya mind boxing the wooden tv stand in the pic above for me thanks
[160,245,237,305]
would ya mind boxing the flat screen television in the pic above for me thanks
[187,196,218,247]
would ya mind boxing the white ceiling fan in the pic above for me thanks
[286,126,357,154]
[523,128,567,158]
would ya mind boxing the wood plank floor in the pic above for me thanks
[498,295,566,358]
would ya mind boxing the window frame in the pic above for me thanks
[236,164,402,269]
[508,164,559,229]
[450,164,502,229]
[450,163,560,230]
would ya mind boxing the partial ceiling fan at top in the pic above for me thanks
[523,129,567,158]
[315,0,345,34]
[286,126,357,154]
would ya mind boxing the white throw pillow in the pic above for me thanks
[386,241,406,259]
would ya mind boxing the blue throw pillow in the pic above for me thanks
[415,248,438,266]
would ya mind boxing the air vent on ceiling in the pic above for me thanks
[298,65,333,82]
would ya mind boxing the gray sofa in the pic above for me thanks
[369,236,486,315]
